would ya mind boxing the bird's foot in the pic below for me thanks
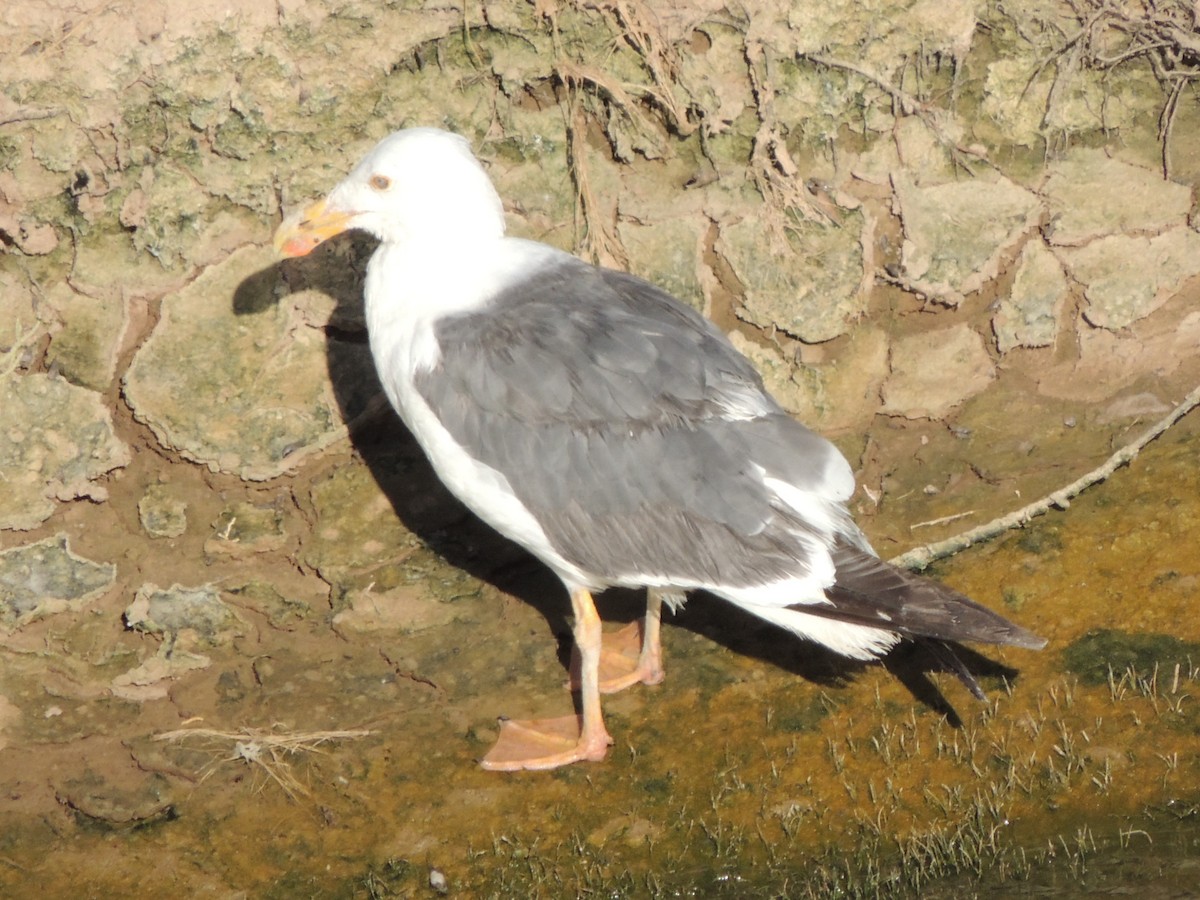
[479,715,612,771]
[568,620,665,694]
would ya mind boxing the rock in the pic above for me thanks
[0,270,42,363]
[0,534,116,631]
[124,583,236,644]
[69,229,192,301]
[204,500,290,559]
[111,645,212,702]
[618,215,706,314]
[44,281,129,391]
[123,244,379,481]
[982,58,1051,150]
[810,327,890,431]
[331,583,463,636]
[303,449,490,625]
[882,324,995,419]
[909,0,979,59]
[224,581,312,630]
[615,163,711,312]
[893,172,1042,302]
[0,374,130,531]
[1056,227,1200,330]
[729,327,888,432]
[993,240,1068,352]
[1036,312,1200,402]
[893,115,956,181]
[304,453,432,576]
[0,215,58,255]
[29,118,85,173]
[721,208,872,343]
[56,773,175,830]
[137,484,189,538]
[0,694,19,751]
[115,583,237,702]
[1042,150,1193,246]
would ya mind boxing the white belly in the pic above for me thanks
[370,312,596,592]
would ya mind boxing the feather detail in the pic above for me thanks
[786,539,1047,650]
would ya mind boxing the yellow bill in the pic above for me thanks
[273,197,354,258]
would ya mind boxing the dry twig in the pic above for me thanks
[155,723,372,800]
[593,0,696,137]
[798,52,995,177]
[559,83,630,269]
[1,321,42,377]
[892,381,1200,570]
[744,41,832,232]
[1030,0,1200,178]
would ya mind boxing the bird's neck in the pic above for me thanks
[364,234,490,371]
[369,233,566,318]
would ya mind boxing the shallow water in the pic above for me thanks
[2,421,1199,897]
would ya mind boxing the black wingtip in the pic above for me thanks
[926,640,989,701]
[827,543,1048,651]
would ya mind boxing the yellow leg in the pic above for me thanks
[570,585,613,758]
[481,587,614,771]
[636,589,666,686]
[573,589,668,693]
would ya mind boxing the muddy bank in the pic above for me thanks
[2,0,1200,894]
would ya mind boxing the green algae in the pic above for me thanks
[1062,629,1200,688]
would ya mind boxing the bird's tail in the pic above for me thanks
[797,541,1046,651]
[757,540,1045,695]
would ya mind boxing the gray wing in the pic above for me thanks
[414,257,851,589]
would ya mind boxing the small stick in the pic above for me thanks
[892,381,1200,570]
[910,510,976,531]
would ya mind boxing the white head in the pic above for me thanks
[275,127,506,256]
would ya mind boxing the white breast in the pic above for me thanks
[363,237,596,591]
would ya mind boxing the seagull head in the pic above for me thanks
[274,127,506,257]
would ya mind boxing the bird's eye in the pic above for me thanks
[369,174,391,191]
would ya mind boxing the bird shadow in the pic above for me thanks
[238,236,1019,728]
[236,234,576,642]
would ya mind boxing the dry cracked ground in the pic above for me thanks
[3,0,1200,895]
